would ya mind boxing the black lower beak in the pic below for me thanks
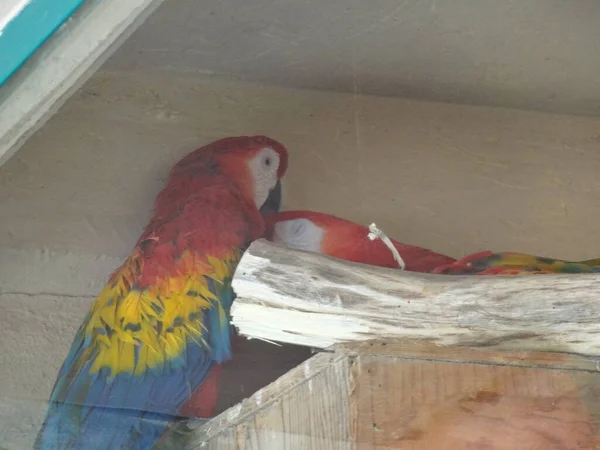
[260,180,282,216]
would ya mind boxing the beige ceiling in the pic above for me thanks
[104,0,600,116]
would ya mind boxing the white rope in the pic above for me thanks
[367,222,406,270]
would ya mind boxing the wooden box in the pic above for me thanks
[180,341,600,450]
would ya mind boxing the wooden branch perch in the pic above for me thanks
[231,239,600,356]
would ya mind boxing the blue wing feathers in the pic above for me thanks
[206,277,234,364]
[36,307,220,450]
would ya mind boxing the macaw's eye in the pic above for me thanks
[292,220,306,237]
[264,157,272,167]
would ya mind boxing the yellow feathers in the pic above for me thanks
[84,248,241,379]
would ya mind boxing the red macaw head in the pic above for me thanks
[166,135,288,215]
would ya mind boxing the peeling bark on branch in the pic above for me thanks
[231,239,600,356]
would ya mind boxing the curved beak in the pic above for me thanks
[259,180,282,216]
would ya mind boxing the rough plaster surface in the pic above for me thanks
[2,71,600,447]
[103,0,600,116]
[0,294,92,449]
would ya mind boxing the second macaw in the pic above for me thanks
[264,210,456,272]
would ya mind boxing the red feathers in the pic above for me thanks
[165,136,288,208]
[33,136,290,449]
[264,210,456,273]
[179,364,223,418]
[137,136,289,288]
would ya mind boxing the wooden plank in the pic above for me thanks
[173,341,600,449]
[0,0,166,167]
[335,340,600,373]
[163,351,353,450]
[350,354,600,449]
[231,239,600,355]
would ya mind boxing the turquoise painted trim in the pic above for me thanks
[0,0,88,87]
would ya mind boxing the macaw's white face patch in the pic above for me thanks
[248,147,280,209]
[271,218,325,253]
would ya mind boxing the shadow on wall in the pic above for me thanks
[216,337,313,414]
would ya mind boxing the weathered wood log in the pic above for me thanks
[231,239,600,356]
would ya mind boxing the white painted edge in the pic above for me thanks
[0,0,167,167]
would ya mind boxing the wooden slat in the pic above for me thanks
[181,341,600,449]
[335,340,600,372]
[231,239,600,356]
[351,354,600,449]
[171,351,353,450]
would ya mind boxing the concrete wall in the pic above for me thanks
[103,0,600,117]
[2,71,600,448]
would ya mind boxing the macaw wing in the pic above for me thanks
[35,196,254,450]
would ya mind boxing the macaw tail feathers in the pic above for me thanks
[35,403,178,450]
[431,251,600,275]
